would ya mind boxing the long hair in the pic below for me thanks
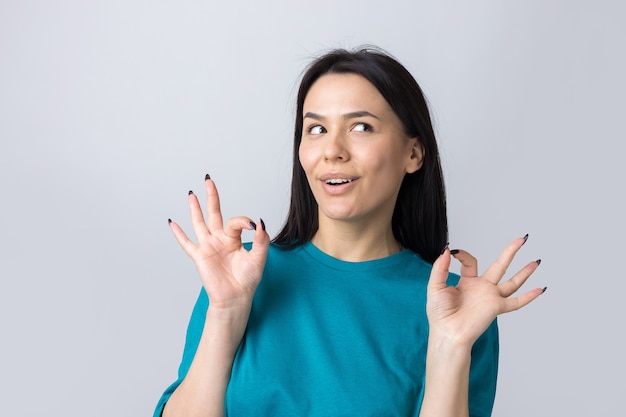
[272,47,447,264]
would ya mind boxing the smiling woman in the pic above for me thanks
[274,49,449,265]
[155,47,545,417]
[298,73,423,260]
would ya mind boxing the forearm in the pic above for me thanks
[419,331,472,417]
[163,303,252,417]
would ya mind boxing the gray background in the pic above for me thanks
[1,0,624,416]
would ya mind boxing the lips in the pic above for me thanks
[319,173,359,183]
[325,178,354,185]
[318,173,359,195]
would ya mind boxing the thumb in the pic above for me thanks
[429,247,451,293]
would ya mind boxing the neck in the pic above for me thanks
[311,218,402,262]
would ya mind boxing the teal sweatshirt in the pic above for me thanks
[155,242,498,416]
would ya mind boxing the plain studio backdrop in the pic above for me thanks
[1,1,624,416]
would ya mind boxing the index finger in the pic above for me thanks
[482,234,528,284]
[450,249,478,277]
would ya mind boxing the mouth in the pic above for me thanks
[324,178,355,186]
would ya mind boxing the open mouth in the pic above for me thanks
[325,179,355,186]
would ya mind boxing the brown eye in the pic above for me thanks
[309,125,326,135]
[352,123,372,132]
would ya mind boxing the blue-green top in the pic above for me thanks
[154,242,498,416]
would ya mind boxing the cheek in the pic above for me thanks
[298,143,313,174]
[358,145,408,179]
[353,145,392,172]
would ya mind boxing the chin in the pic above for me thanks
[319,207,363,222]
[320,211,353,221]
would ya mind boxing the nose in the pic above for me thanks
[323,130,350,162]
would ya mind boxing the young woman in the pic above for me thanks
[154,48,545,417]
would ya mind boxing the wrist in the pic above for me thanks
[207,301,251,329]
[206,298,252,337]
[427,329,473,361]
[208,296,252,314]
[428,319,479,349]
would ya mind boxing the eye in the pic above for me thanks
[352,122,372,132]
[308,125,326,135]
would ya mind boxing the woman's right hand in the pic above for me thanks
[168,175,270,310]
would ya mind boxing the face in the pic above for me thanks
[299,73,424,226]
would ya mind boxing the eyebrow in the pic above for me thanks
[303,111,380,120]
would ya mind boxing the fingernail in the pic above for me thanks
[541,286,547,294]
[168,218,172,224]
[188,190,194,195]
[440,242,449,255]
[260,218,266,231]
[249,221,257,230]
[536,259,542,265]
[205,174,211,180]
[450,249,460,255]
[522,233,529,245]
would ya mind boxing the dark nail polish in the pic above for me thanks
[249,221,257,230]
[536,259,542,265]
[440,242,449,255]
[522,233,529,245]
[541,286,547,293]
[450,249,460,255]
[168,218,172,224]
[260,218,266,231]
[188,190,194,195]
[205,174,211,180]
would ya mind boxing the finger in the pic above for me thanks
[249,218,271,265]
[168,219,198,257]
[499,259,541,297]
[188,191,210,242]
[205,177,225,233]
[450,249,478,277]
[428,247,451,292]
[483,234,528,284]
[501,286,546,314]
[223,216,257,240]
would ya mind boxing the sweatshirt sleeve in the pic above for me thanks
[468,318,499,417]
[153,288,209,417]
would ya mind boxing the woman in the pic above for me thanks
[155,48,545,417]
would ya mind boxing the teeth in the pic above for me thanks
[325,179,353,184]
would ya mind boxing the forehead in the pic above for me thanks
[303,73,391,112]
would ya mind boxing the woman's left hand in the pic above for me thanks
[426,236,545,347]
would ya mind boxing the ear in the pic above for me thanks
[405,137,425,174]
